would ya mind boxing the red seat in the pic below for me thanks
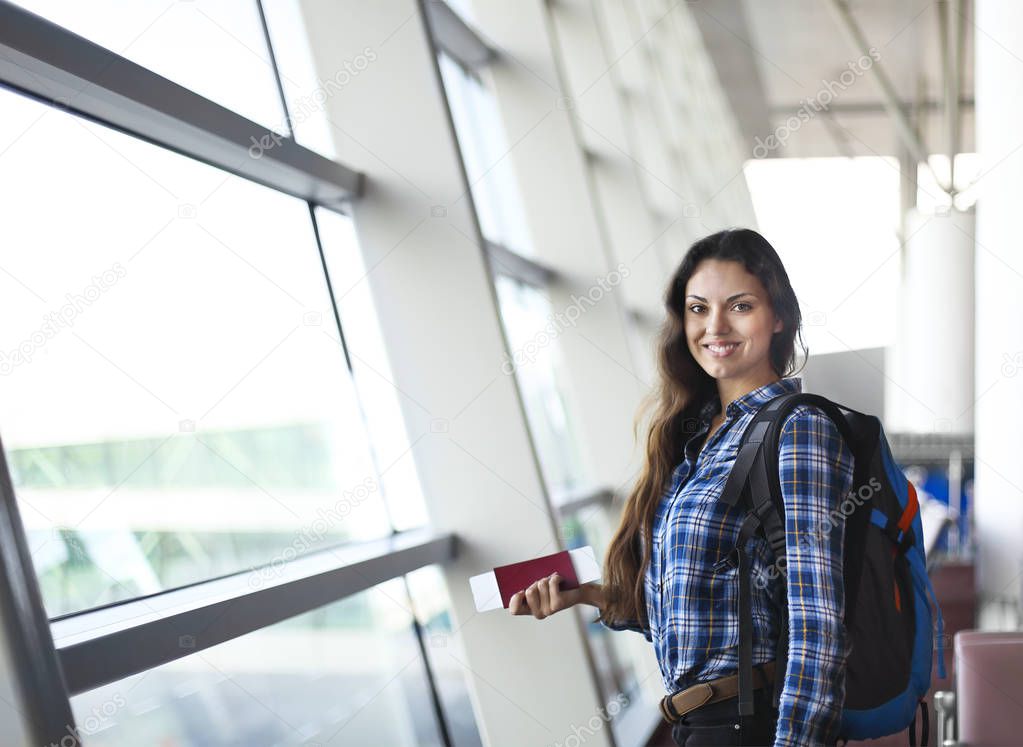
[955,630,1023,745]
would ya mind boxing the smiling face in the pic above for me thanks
[684,258,783,388]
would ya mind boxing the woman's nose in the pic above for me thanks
[707,310,730,334]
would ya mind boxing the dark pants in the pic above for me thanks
[670,685,779,746]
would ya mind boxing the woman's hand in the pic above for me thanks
[508,572,583,619]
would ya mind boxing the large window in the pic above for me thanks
[0,86,393,617]
[0,4,476,745]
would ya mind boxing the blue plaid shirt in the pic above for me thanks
[603,377,856,746]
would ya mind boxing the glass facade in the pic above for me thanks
[0,87,396,617]
[0,2,493,740]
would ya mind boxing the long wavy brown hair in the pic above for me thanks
[598,228,808,629]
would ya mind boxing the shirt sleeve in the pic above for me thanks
[773,406,856,747]
[598,613,653,642]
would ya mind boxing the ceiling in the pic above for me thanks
[690,0,975,161]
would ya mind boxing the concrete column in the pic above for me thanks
[973,0,1023,625]
[885,206,975,435]
[293,2,612,744]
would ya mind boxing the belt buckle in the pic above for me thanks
[659,692,680,724]
[660,681,715,725]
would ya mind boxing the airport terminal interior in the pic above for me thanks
[0,0,1020,745]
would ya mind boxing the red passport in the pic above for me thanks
[492,549,580,609]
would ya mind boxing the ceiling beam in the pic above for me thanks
[827,0,951,193]
[767,98,974,116]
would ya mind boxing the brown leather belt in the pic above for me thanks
[658,660,776,724]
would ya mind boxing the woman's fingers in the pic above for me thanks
[547,572,564,612]
[510,573,575,619]
[523,580,542,618]
[535,575,551,616]
[509,590,530,615]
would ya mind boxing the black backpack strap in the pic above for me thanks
[908,698,929,746]
[732,447,793,714]
[719,411,788,717]
[735,512,761,716]
[717,410,769,719]
[719,418,769,510]
[727,391,865,565]
[773,605,788,708]
[749,441,791,709]
[720,405,791,559]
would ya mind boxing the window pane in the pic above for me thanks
[315,208,429,532]
[493,276,590,496]
[68,579,448,746]
[561,507,641,705]
[405,565,483,747]
[261,0,347,159]
[438,53,535,257]
[0,88,391,617]
[10,0,287,132]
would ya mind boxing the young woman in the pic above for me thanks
[509,229,855,747]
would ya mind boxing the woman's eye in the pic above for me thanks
[688,303,751,313]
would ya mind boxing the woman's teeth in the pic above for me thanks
[705,343,738,357]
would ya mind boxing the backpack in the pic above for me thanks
[716,392,946,744]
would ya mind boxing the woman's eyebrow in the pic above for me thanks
[685,292,756,302]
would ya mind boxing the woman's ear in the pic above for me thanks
[774,318,783,333]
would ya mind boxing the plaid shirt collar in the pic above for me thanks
[698,376,802,423]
